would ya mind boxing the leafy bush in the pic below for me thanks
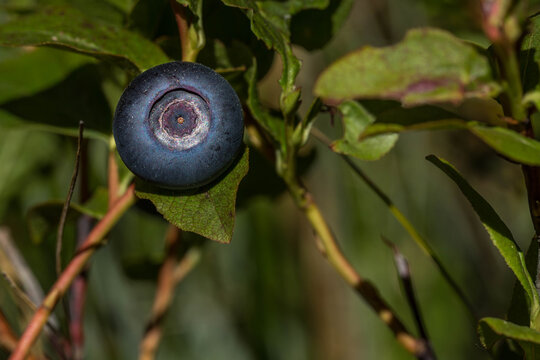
[1,0,540,359]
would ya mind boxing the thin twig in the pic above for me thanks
[0,309,19,352]
[0,310,40,360]
[0,228,45,308]
[311,128,478,321]
[69,134,91,360]
[382,237,436,360]
[245,122,426,356]
[292,184,426,356]
[0,242,66,357]
[1,274,49,359]
[139,227,202,360]
[9,184,136,360]
[70,134,92,360]
[173,247,202,284]
[56,120,85,277]
[69,216,93,360]
[2,272,38,313]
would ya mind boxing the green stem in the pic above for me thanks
[285,179,429,357]
[311,128,478,321]
[246,112,430,357]
[497,44,526,122]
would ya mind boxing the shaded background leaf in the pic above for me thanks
[315,28,499,106]
[467,123,540,166]
[521,13,540,93]
[0,5,170,73]
[0,63,114,140]
[291,0,354,50]
[479,317,540,358]
[0,1,532,359]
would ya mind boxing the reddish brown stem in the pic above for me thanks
[56,121,84,276]
[108,149,120,208]
[69,215,93,360]
[139,227,201,360]
[0,309,40,360]
[9,184,136,360]
[69,136,92,360]
[139,226,180,360]
[0,309,18,352]
[169,0,194,62]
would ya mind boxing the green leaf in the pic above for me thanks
[0,6,170,73]
[42,0,130,25]
[356,105,540,166]
[479,317,540,358]
[363,119,466,138]
[508,236,539,327]
[427,155,540,325]
[467,123,540,166]
[360,95,504,135]
[332,101,398,160]
[245,60,285,145]
[315,28,499,106]
[221,0,301,103]
[135,148,249,244]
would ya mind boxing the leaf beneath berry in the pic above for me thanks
[135,148,249,244]
[315,28,499,106]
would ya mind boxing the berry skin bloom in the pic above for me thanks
[113,61,244,189]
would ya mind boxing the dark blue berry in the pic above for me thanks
[113,62,244,189]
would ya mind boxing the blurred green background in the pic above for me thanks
[0,0,539,359]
